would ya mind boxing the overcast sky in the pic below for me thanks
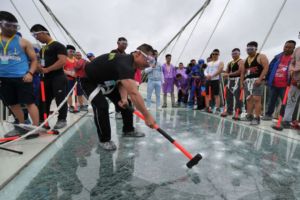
[2,0,300,68]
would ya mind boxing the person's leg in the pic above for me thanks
[188,82,196,106]
[67,80,74,107]
[177,90,182,104]
[226,81,234,113]
[214,95,220,108]
[146,79,155,108]
[282,85,300,122]
[154,81,161,107]
[265,86,279,116]
[253,96,262,118]
[234,81,242,114]
[76,84,84,106]
[24,103,39,126]
[52,75,69,120]
[171,93,175,105]
[10,104,25,123]
[213,81,220,108]
[163,93,167,106]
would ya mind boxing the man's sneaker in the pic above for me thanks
[281,121,290,129]
[122,128,145,137]
[187,105,194,109]
[25,118,32,124]
[69,106,75,112]
[147,107,150,111]
[115,112,122,119]
[162,103,167,108]
[85,105,89,109]
[215,108,221,115]
[261,115,272,121]
[181,103,187,108]
[54,119,67,129]
[232,113,241,119]
[4,126,28,138]
[225,111,233,115]
[172,104,179,108]
[98,141,117,150]
[80,105,88,111]
[156,107,162,111]
[241,114,254,121]
[200,107,209,112]
[250,118,260,125]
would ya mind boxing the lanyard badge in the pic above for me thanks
[41,40,54,67]
[0,34,16,65]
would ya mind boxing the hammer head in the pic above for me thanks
[221,114,227,117]
[53,130,60,135]
[186,153,202,168]
[271,124,283,131]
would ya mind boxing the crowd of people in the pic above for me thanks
[1,10,300,151]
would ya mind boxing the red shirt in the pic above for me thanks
[273,55,291,87]
[64,58,76,80]
[134,68,142,84]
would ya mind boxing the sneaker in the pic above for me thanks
[187,105,194,109]
[69,106,75,112]
[162,103,167,108]
[212,106,216,111]
[24,118,32,124]
[215,108,221,115]
[98,141,117,150]
[281,121,290,129]
[147,107,150,111]
[115,112,122,119]
[54,119,67,129]
[181,103,187,108]
[241,114,254,121]
[200,107,209,112]
[122,128,145,137]
[232,113,241,119]
[85,105,89,109]
[250,118,260,125]
[172,104,179,108]
[80,105,88,111]
[261,115,272,121]
[4,126,28,138]
[156,107,162,111]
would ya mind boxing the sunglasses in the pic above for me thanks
[0,21,21,31]
[31,31,49,39]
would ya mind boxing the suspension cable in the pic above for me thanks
[170,29,183,55]
[175,0,209,66]
[10,0,42,48]
[32,0,58,41]
[259,0,287,52]
[199,0,231,59]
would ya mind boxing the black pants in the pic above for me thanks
[39,74,68,121]
[177,90,188,103]
[78,78,134,142]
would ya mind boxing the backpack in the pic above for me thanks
[74,59,89,78]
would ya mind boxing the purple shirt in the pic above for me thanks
[175,74,190,93]
[162,63,175,78]
[176,68,186,76]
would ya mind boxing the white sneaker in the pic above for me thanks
[147,107,150,111]
[156,107,162,111]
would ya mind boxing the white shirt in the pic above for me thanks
[204,60,221,81]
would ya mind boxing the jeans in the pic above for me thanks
[265,86,286,116]
[146,79,161,107]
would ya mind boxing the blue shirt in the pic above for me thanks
[0,35,29,77]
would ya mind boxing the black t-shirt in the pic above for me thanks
[40,41,67,78]
[85,53,135,85]
[110,49,126,54]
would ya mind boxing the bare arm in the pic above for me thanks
[258,54,269,81]
[23,40,38,82]
[48,54,67,72]
[289,58,297,77]
[120,79,156,128]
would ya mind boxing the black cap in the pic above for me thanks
[66,45,76,51]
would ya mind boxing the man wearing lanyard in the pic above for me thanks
[110,37,128,119]
[30,24,68,129]
[240,41,269,125]
[0,11,39,137]
[203,49,224,114]
[223,48,244,117]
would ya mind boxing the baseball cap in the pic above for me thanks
[87,53,94,57]
[198,59,205,65]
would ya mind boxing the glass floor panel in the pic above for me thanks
[1,109,300,200]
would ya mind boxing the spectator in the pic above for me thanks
[175,73,190,107]
[176,62,188,106]
[280,41,300,128]
[145,50,164,111]
[202,49,224,114]
[262,40,295,120]
[64,45,87,112]
[74,51,82,60]
[0,11,39,137]
[111,37,128,119]
[30,24,68,129]
[162,54,178,108]
[240,41,269,125]
[87,53,95,61]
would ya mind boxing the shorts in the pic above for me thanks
[68,79,83,95]
[0,77,35,105]
[244,80,264,96]
[205,80,220,96]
